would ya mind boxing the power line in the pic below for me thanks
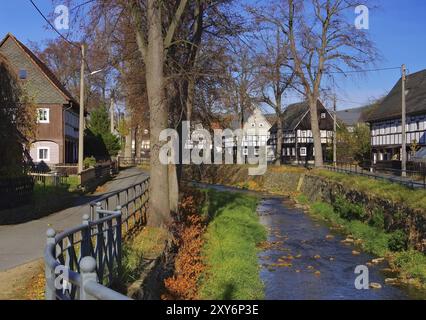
[29,0,78,50]
[29,0,92,73]
[326,67,401,74]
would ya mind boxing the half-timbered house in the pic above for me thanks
[366,69,426,164]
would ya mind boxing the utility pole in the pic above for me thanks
[78,44,85,174]
[401,64,407,177]
[110,91,115,134]
[333,96,337,166]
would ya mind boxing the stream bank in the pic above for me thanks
[200,183,426,300]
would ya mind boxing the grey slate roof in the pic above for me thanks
[366,69,426,122]
[337,106,369,126]
[270,100,331,133]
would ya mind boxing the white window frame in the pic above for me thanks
[300,147,307,157]
[320,112,326,119]
[37,108,50,124]
[37,147,50,162]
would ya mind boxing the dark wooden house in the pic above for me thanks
[270,100,334,164]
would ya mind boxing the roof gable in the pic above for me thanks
[0,33,78,107]
[366,69,426,122]
[270,100,334,132]
[243,108,272,132]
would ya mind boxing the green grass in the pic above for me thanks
[394,250,426,284]
[121,227,170,283]
[310,201,391,257]
[199,190,267,300]
[313,169,426,211]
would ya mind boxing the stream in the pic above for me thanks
[197,183,426,300]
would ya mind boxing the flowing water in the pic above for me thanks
[196,183,426,300]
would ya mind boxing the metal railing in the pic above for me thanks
[29,172,68,187]
[323,162,426,189]
[118,157,149,168]
[44,176,149,300]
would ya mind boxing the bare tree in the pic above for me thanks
[286,0,378,167]
[248,4,297,164]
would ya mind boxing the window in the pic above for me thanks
[37,108,50,123]
[300,147,307,157]
[251,123,256,128]
[320,112,326,119]
[259,122,264,128]
[38,148,50,162]
[19,69,27,80]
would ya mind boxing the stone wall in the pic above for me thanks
[299,174,426,253]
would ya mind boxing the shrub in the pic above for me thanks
[369,209,385,230]
[83,156,96,169]
[333,196,366,221]
[388,230,408,252]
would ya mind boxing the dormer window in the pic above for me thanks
[19,69,27,80]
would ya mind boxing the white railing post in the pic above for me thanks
[80,257,98,300]
[45,228,56,300]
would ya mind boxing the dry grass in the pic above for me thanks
[0,259,45,300]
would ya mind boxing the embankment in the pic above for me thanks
[184,165,426,254]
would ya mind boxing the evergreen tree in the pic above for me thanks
[86,105,121,158]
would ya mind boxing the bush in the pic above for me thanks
[333,196,366,221]
[83,156,96,169]
[388,230,408,252]
[369,209,385,230]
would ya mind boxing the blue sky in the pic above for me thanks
[1,0,426,111]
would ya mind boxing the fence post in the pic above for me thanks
[80,257,98,300]
[116,205,123,277]
[45,228,56,300]
[96,202,102,219]
[81,215,91,258]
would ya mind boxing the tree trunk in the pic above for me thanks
[186,78,195,122]
[134,125,141,159]
[168,164,179,213]
[309,99,324,167]
[145,0,171,227]
[124,126,133,159]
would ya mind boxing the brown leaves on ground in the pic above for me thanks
[163,188,206,300]
[25,271,45,300]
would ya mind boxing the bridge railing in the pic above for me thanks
[44,177,149,300]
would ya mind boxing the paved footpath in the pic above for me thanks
[0,167,148,272]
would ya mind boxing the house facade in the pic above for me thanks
[270,101,334,164]
[225,108,273,161]
[0,33,80,166]
[366,69,426,163]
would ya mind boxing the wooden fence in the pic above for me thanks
[0,176,34,210]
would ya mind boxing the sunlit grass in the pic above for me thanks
[312,169,426,211]
[199,190,266,300]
